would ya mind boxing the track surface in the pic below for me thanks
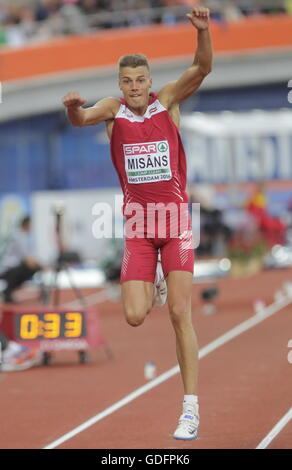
[0,269,291,449]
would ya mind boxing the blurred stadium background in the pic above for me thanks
[0,0,292,449]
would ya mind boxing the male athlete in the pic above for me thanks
[63,6,212,440]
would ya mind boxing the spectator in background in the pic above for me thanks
[79,0,99,15]
[222,0,243,21]
[0,0,290,48]
[35,0,62,22]
[188,184,232,257]
[0,216,42,303]
[246,181,267,211]
[246,182,287,246]
[60,0,89,34]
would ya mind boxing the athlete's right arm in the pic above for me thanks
[63,92,119,127]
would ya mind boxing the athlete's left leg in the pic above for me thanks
[160,228,199,439]
[160,225,197,395]
[166,270,200,440]
[166,270,198,395]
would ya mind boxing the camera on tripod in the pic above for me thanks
[40,201,82,307]
[52,201,81,265]
[52,200,65,217]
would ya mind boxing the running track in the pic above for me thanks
[0,269,291,449]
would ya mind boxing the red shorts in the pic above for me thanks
[120,229,194,283]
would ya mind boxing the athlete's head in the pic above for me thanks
[118,54,152,113]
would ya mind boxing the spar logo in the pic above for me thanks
[124,142,158,155]
[158,141,168,152]
[123,141,169,157]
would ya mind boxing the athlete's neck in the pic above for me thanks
[129,106,147,116]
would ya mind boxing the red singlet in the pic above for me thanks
[110,92,194,283]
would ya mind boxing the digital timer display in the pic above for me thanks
[15,311,86,340]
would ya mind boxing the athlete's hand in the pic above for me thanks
[62,91,87,109]
[186,6,210,31]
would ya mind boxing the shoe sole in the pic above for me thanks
[1,355,41,372]
[173,435,198,441]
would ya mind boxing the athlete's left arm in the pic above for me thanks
[158,7,212,109]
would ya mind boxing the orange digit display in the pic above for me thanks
[64,312,82,338]
[43,313,61,339]
[16,311,85,340]
[20,314,39,339]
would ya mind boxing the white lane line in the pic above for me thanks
[256,407,292,449]
[43,295,291,449]
[198,296,291,357]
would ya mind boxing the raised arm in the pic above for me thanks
[62,92,119,127]
[158,6,212,109]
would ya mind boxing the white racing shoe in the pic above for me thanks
[173,403,200,440]
[152,259,167,307]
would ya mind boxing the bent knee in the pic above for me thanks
[124,307,149,327]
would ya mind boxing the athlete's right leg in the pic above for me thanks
[121,280,154,327]
[120,236,158,327]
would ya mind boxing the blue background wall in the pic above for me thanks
[0,113,119,194]
[0,82,289,195]
[184,82,289,113]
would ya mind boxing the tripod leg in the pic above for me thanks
[42,268,59,306]
[79,350,89,364]
[64,265,86,308]
[39,281,49,304]
[43,352,52,366]
[53,268,61,306]
[53,283,60,306]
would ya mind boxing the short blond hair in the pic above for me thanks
[119,53,150,71]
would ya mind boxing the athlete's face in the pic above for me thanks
[119,66,152,114]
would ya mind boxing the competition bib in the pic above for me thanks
[123,140,172,184]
